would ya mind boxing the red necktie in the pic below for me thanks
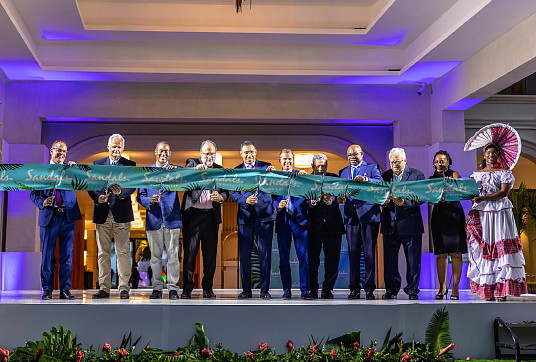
[55,190,63,207]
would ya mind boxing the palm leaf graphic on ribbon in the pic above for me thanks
[299,191,319,200]
[222,168,235,174]
[0,164,23,171]
[346,188,361,198]
[404,194,421,202]
[75,164,91,172]
[251,239,262,289]
[184,183,204,192]
[70,176,88,191]
[235,185,257,193]
[131,166,161,173]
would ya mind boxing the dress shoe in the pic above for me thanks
[282,289,292,300]
[365,292,376,300]
[181,291,192,299]
[382,292,397,300]
[238,291,252,299]
[92,290,110,299]
[260,291,271,299]
[41,290,53,300]
[310,291,319,299]
[408,293,419,300]
[169,290,179,300]
[321,290,334,299]
[301,292,314,300]
[347,290,360,300]
[149,290,162,299]
[203,290,217,299]
[120,290,130,299]
[59,290,75,300]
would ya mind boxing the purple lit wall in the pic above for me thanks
[0,252,41,290]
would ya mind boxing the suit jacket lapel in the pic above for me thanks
[401,168,410,182]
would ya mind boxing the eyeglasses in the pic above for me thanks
[347,152,362,157]
[52,148,67,153]
[202,152,215,157]
[390,160,405,166]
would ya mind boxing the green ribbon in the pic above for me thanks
[0,164,478,204]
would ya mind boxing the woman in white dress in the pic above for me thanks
[466,143,527,301]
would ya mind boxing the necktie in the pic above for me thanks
[286,196,294,215]
[246,164,253,169]
[55,189,63,207]
[351,166,359,179]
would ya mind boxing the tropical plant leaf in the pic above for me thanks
[325,331,361,351]
[183,183,204,192]
[131,166,161,173]
[188,323,210,350]
[17,183,36,191]
[235,186,258,193]
[402,194,421,202]
[298,191,320,200]
[346,188,361,198]
[509,182,527,235]
[2,186,21,191]
[0,164,23,171]
[251,237,261,289]
[222,168,235,173]
[425,307,451,355]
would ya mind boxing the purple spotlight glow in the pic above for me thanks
[444,98,486,111]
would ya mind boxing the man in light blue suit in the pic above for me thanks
[30,141,82,300]
[339,144,383,300]
[137,142,182,300]
[231,141,276,299]
[273,149,312,300]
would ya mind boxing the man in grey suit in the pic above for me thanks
[181,140,228,299]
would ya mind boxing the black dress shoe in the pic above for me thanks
[301,292,314,300]
[408,293,419,300]
[310,291,319,299]
[120,290,130,299]
[92,290,110,299]
[59,290,75,300]
[181,291,192,299]
[282,289,292,300]
[321,290,334,299]
[149,290,162,299]
[347,290,360,300]
[382,292,397,300]
[169,290,179,300]
[238,291,252,299]
[42,290,53,300]
[203,290,217,299]
[365,292,376,300]
[260,291,271,299]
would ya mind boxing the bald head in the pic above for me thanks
[346,144,364,165]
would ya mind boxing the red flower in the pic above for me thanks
[352,341,360,349]
[259,342,270,351]
[309,344,319,359]
[174,350,182,356]
[245,351,255,360]
[365,348,375,360]
[437,343,458,357]
[466,357,472,360]
[200,348,213,358]
[75,349,84,362]
[330,349,338,359]
[286,340,294,349]
[0,349,10,362]
[36,348,43,359]
[401,352,411,361]
[102,343,112,353]
[117,348,129,362]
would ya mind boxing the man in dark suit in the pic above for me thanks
[339,144,383,300]
[88,134,136,299]
[181,140,228,299]
[137,141,182,300]
[381,147,425,300]
[231,140,276,299]
[30,141,82,300]
[273,149,312,300]
[308,154,345,299]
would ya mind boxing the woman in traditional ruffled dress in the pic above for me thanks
[466,143,527,301]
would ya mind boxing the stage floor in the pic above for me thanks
[1,289,535,360]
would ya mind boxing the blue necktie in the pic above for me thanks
[351,166,359,179]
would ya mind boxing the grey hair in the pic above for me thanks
[108,133,125,147]
[312,153,328,163]
[200,140,217,152]
[388,147,406,160]
[240,140,256,150]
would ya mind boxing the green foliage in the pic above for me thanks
[508,182,536,238]
[250,238,261,288]
[4,308,457,361]
[10,326,81,361]
[0,164,23,171]
[298,191,319,200]
[425,307,451,356]
[75,164,92,172]
[71,176,89,190]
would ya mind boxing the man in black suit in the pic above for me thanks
[181,140,229,299]
[88,134,136,299]
[380,147,425,300]
[231,141,276,299]
[307,154,345,299]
